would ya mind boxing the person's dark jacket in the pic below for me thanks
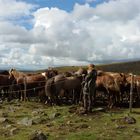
[83,69,97,94]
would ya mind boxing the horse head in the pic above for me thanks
[9,68,14,78]
[75,68,87,76]
[42,69,58,80]
[8,68,17,79]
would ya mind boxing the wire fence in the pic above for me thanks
[1,85,46,94]
[0,77,80,94]
[0,79,47,88]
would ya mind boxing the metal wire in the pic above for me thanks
[0,76,81,94]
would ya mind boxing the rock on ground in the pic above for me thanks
[29,131,48,140]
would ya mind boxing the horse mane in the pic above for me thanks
[97,70,105,76]
[9,68,26,78]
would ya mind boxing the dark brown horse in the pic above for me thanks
[0,74,15,100]
[0,70,9,75]
[45,74,83,105]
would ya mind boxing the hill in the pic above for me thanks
[55,60,140,74]
[97,60,140,74]
[1,60,140,74]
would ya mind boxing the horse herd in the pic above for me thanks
[0,68,140,108]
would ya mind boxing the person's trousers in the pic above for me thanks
[83,86,96,112]
[83,93,92,112]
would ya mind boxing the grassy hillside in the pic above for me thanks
[55,60,140,74]
[97,61,140,74]
[0,101,140,140]
[1,60,140,74]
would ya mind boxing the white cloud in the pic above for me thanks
[0,0,36,19]
[93,0,140,21]
[0,0,140,69]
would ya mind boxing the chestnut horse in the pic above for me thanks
[9,69,46,101]
[9,68,58,101]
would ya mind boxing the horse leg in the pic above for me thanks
[109,93,113,109]
[20,91,23,101]
[106,89,111,109]
[79,89,83,103]
[110,92,116,109]
[76,88,82,104]
[55,94,61,105]
[72,89,75,104]
[23,78,27,102]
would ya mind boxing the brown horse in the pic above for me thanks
[41,69,58,79]
[74,67,87,76]
[96,71,127,108]
[9,68,58,101]
[9,69,46,101]
[126,74,140,102]
[45,74,83,105]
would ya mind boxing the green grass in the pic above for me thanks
[64,132,97,140]
[0,101,140,140]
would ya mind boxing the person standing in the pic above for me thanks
[82,64,97,113]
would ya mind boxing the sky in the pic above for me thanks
[0,0,140,70]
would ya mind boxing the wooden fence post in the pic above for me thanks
[23,76,27,101]
[129,73,134,113]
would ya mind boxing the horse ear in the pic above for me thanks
[9,68,15,73]
[120,73,124,77]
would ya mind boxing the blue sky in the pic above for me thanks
[22,0,107,12]
[24,0,86,12]
[0,0,140,70]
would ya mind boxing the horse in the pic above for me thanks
[0,70,9,75]
[0,74,15,101]
[9,69,46,101]
[45,74,83,105]
[9,68,58,101]
[96,71,127,108]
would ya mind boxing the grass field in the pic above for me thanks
[0,101,140,140]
